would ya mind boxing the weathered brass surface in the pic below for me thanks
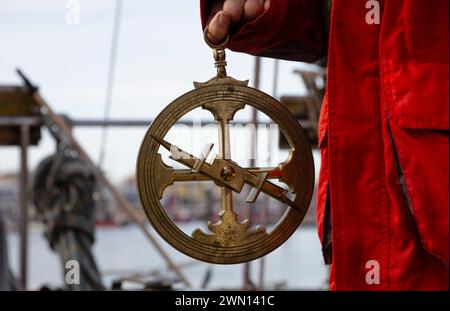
[136,47,314,264]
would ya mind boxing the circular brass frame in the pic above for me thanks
[137,79,314,264]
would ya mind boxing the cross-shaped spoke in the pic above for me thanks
[172,167,281,182]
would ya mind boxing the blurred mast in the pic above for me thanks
[98,0,123,168]
[19,123,29,289]
[258,59,279,289]
[243,56,261,290]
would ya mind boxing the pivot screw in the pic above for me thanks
[220,166,236,181]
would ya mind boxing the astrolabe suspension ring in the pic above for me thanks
[136,44,314,264]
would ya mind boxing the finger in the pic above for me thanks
[243,0,266,21]
[223,0,246,23]
[206,11,231,44]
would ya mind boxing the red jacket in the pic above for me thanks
[201,0,449,290]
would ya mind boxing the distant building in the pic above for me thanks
[0,173,19,228]
[0,173,38,229]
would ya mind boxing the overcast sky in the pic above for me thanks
[0,0,319,183]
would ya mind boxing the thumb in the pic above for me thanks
[206,11,231,45]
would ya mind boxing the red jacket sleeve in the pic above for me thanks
[200,0,328,62]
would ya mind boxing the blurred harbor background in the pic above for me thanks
[7,223,328,290]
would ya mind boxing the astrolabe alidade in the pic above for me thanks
[136,31,314,264]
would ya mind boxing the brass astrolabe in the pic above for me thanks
[136,31,315,264]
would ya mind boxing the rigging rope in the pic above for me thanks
[98,0,123,169]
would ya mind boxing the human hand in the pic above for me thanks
[205,0,271,45]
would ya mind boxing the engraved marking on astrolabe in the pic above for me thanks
[202,101,245,123]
